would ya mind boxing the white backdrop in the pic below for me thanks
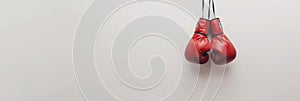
[0,0,300,101]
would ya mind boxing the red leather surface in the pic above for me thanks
[211,34,236,65]
[210,18,223,35]
[195,18,210,35]
[185,34,211,64]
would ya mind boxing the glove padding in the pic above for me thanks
[210,18,237,65]
[185,19,211,64]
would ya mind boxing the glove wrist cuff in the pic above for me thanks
[195,18,210,35]
[210,18,224,35]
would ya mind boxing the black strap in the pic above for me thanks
[212,0,216,18]
[202,0,205,18]
[208,0,217,19]
[202,0,217,19]
[208,0,211,19]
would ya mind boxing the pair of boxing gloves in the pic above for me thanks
[185,18,236,65]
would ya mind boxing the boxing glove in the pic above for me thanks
[185,18,210,64]
[210,18,236,65]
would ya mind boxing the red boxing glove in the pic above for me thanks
[185,19,211,64]
[210,18,237,65]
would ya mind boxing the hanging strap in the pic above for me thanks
[202,0,205,18]
[208,0,211,19]
[202,0,217,19]
[212,0,216,18]
[208,0,217,19]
